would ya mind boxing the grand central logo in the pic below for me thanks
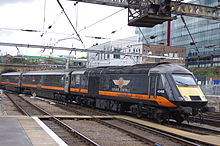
[113,77,130,88]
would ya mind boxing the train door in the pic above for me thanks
[148,73,159,98]
[88,76,99,95]
[64,74,70,93]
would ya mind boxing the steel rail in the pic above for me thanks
[29,96,218,145]
[54,101,196,145]
[117,118,201,146]
[5,92,30,116]
[59,104,158,145]
[117,118,204,146]
[165,120,220,135]
[6,93,100,146]
[189,116,220,127]
[52,101,208,145]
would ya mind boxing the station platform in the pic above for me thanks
[0,116,66,146]
[118,115,220,146]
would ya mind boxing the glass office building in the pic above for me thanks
[137,0,220,68]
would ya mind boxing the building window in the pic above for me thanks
[113,48,121,59]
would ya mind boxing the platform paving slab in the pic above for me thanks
[0,117,32,146]
[18,117,59,146]
[0,116,60,146]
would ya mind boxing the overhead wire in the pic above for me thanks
[40,2,78,38]
[42,0,47,33]
[78,8,125,32]
[55,8,125,45]
[40,11,64,37]
[180,15,199,52]
[56,0,84,45]
[137,27,152,51]
[0,27,40,32]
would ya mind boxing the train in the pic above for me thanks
[0,62,208,123]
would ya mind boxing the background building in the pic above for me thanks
[141,44,186,66]
[87,36,186,68]
[136,0,220,68]
[87,37,140,68]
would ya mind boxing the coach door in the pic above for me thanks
[64,74,70,93]
[88,76,99,95]
[148,74,158,99]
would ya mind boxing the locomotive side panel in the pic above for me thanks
[0,74,21,93]
[22,75,41,95]
[70,73,89,95]
[38,75,66,100]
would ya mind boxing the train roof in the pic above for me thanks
[1,72,22,76]
[22,69,73,75]
[85,62,190,75]
[149,63,191,74]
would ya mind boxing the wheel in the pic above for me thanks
[156,113,165,123]
[136,112,142,118]
[32,92,37,98]
[175,114,185,123]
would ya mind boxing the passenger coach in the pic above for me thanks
[0,72,22,92]
[21,70,72,101]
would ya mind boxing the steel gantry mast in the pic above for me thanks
[68,0,220,27]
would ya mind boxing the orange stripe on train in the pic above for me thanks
[22,84,38,88]
[70,88,88,93]
[98,90,176,107]
[0,82,18,86]
[40,85,64,91]
[80,89,88,93]
[70,88,80,92]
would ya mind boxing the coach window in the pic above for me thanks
[72,75,80,88]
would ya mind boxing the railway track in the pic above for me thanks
[5,93,99,146]
[26,97,160,145]
[56,100,220,137]
[6,93,220,145]
[5,93,47,116]
[189,112,220,127]
[52,101,205,145]
[164,121,220,135]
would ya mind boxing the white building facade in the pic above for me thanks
[87,36,142,68]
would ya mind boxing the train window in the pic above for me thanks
[100,76,109,90]
[76,75,80,85]
[2,75,19,83]
[22,75,41,84]
[2,76,9,82]
[157,75,164,89]
[172,74,197,86]
[80,75,88,88]
[149,75,156,96]
[72,75,81,88]
[42,75,64,87]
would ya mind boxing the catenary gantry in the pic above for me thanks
[68,0,220,27]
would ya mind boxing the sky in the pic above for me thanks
[0,0,135,57]
[0,0,191,57]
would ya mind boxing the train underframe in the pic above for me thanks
[9,87,203,123]
[63,93,198,123]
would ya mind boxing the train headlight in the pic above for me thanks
[183,96,190,101]
[201,96,206,101]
